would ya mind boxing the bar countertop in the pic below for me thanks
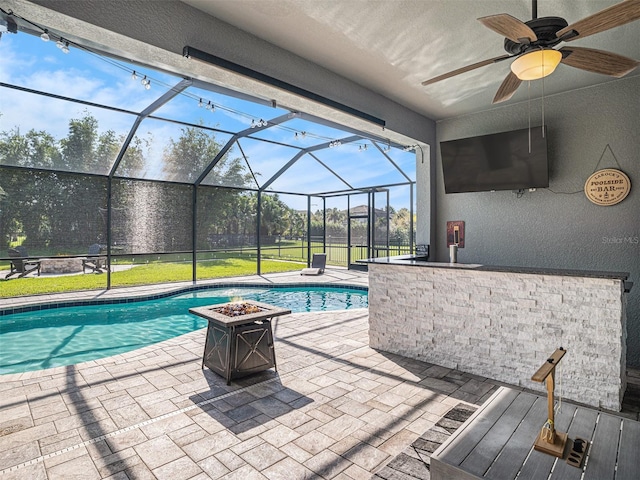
[360,255,630,281]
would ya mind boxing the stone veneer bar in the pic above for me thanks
[365,258,629,411]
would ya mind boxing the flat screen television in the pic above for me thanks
[440,127,549,193]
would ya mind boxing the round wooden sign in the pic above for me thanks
[584,169,631,206]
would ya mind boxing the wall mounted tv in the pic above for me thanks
[440,127,549,193]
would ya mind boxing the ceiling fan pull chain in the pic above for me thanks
[541,51,546,138]
[528,81,532,154]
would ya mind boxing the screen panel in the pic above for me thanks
[0,87,136,175]
[114,119,234,183]
[0,168,107,254]
[110,179,192,254]
[314,142,408,189]
[196,186,257,252]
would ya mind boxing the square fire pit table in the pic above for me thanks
[189,301,291,385]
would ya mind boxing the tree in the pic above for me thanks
[0,128,64,249]
[27,130,62,169]
[0,127,30,167]
[94,130,121,174]
[0,113,112,251]
[117,133,150,178]
[59,112,99,171]
[287,210,306,238]
[326,207,346,224]
[162,125,251,186]
[389,207,412,244]
[161,125,257,250]
[259,194,291,237]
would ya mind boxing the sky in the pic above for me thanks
[0,27,416,210]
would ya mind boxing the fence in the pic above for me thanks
[257,236,412,267]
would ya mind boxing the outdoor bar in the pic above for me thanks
[363,256,630,411]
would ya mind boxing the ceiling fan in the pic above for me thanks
[422,0,640,103]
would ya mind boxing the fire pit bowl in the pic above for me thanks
[190,301,290,326]
[213,302,264,317]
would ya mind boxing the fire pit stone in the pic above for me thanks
[214,302,264,317]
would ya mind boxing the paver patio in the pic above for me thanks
[0,269,637,479]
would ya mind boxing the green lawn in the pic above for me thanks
[0,258,302,298]
[1,241,409,298]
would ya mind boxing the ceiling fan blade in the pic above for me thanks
[493,72,522,104]
[478,14,538,43]
[422,55,511,86]
[560,46,639,77]
[557,0,640,41]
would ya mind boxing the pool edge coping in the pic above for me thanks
[0,281,368,316]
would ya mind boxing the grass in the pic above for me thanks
[0,258,303,298]
[1,240,408,298]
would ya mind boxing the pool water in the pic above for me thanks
[0,286,367,374]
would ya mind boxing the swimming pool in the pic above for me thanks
[0,285,368,374]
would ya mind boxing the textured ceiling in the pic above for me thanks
[181,0,640,121]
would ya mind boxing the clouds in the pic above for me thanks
[2,33,148,139]
[1,86,138,141]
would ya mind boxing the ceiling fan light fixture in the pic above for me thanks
[511,49,562,80]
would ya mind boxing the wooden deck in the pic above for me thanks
[431,387,640,480]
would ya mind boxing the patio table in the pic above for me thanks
[189,301,290,385]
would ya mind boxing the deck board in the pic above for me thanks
[485,396,547,480]
[616,419,640,479]
[549,407,599,480]
[432,388,639,480]
[439,388,519,466]
[582,414,621,480]
[516,405,577,480]
[460,392,536,477]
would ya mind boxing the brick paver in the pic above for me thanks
[0,271,501,479]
